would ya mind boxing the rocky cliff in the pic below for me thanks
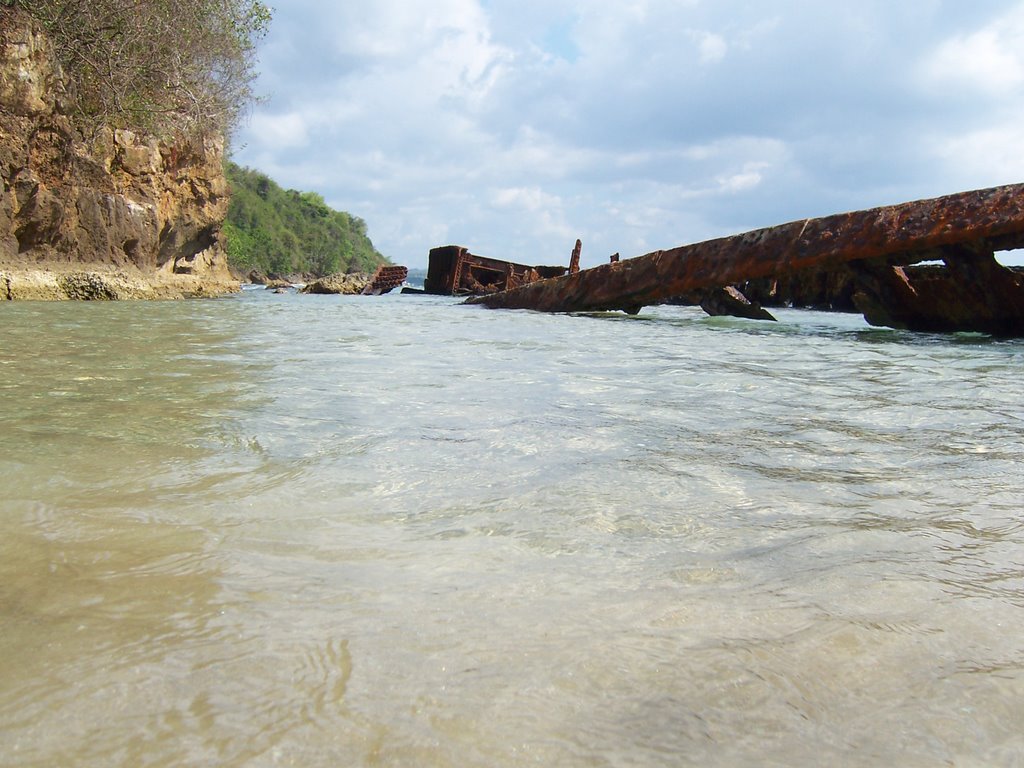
[0,10,238,299]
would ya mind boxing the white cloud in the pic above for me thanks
[491,186,560,211]
[247,112,309,149]
[234,2,1024,269]
[716,165,766,194]
[928,120,1024,188]
[489,186,574,245]
[911,4,1024,194]
[919,6,1024,97]
[694,31,728,65]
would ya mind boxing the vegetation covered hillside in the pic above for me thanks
[224,163,388,277]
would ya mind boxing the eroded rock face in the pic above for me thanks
[0,11,238,299]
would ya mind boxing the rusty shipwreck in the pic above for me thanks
[457,183,1024,336]
[422,245,569,296]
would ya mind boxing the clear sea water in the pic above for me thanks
[2,287,1023,766]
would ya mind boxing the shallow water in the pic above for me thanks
[2,289,1023,766]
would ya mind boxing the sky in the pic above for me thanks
[232,0,1024,269]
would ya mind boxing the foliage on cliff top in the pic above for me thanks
[4,0,269,138]
[224,162,389,278]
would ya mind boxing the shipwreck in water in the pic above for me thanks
[361,264,409,295]
[460,183,1024,337]
[422,245,569,296]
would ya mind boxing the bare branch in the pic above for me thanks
[11,0,270,138]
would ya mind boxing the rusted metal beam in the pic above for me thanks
[466,183,1024,313]
[362,265,408,295]
[569,239,582,274]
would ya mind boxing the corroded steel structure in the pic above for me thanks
[424,245,567,296]
[362,265,409,295]
[466,184,1024,315]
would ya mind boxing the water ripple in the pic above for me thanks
[2,295,1023,766]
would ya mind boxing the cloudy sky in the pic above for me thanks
[232,0,1024,269]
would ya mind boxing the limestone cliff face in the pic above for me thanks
[0,10,237,299]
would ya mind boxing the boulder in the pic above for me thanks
[300,273,371,295]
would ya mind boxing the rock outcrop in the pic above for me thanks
[300,273,372,295]
[0,10,238,299]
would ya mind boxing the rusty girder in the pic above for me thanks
[465,183,1024,313]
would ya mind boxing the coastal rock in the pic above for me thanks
[0,265,230,300]
[300,273,371,295]
[0,11,238,299]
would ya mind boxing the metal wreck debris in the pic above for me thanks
[362,265,409,295]
[422,245,567,296]
[849,244,1024,336]
[463,183,1024,335]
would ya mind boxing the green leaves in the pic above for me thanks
[224,162,389,278]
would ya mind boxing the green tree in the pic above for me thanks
[10,0,270,138]
[223,162,390,277]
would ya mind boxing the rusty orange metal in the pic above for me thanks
[362,265,408,295]
[423,245,567,296]
[466,183,1024,314]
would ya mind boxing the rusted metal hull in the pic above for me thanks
[362,265,408,295]
[466,184,1024,314]
[424,245,567,296]
[851,245,1024,336]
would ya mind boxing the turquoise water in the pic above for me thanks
[2,289,1023,766]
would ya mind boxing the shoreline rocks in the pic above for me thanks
[1,263,236,300]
